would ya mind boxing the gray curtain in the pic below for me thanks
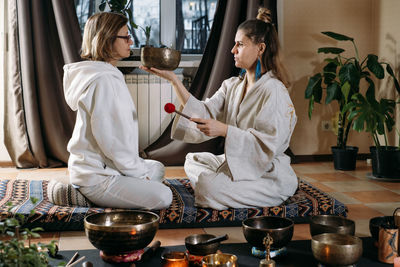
[144,0,278,165]
[4,0,81,168]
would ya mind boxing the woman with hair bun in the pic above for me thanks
[141,8,297,210]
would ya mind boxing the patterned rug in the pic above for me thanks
[0,178,347,231]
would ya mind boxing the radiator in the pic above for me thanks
[125,74,182,150]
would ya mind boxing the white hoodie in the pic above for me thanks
[64,61,148,186]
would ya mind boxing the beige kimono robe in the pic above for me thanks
[171,71,298,210]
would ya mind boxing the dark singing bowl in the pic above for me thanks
[185,234,220,256]
[141,46,181,70]
[84,211,159,255]
[369,215,395,242]
[312,233,363,266]
[310,215,355,236]
[242,216,294,249]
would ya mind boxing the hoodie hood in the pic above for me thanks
[63,61,123,111]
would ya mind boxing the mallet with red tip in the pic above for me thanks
[164,103,203,124]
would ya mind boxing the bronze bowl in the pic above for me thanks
[242,216,294,249]
[311,233,363,266]
[141,46,181,70]
[185,234,220,256]
[84,211,159,255]
[369,215,395,243]
[310,215,355,236]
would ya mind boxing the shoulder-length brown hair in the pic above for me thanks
[238,8,291,87]
[81,12,127,62]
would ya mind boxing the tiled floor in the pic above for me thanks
[0,160,399,250]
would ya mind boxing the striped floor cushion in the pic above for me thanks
[0,178,347,231]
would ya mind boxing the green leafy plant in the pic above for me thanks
[140,25,152,46]
[305,31,400,149]
[344,76,399,149]
[99,0,138,33]
[0,198,63,266]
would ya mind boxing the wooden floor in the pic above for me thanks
[0,161,399,251]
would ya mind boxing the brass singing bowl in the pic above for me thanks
[310,215,355,236]
[140,46,181,70]
[242,216,294,249]
[311,233,363,266]
[185,234,220,256]
[202,253,238,267]
[84,211,159,255]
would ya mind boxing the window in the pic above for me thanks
[74,0,217,54]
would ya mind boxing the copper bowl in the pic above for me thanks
[140,47,181,70]
[311,233,363,266]
[310,215,355,236]
[242,216,294,249]
[84,211,159,255]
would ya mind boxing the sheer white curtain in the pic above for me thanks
[0,0,11,162]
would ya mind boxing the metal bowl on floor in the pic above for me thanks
[141,46,181,70]
[311,233,363,266]
[369,215,395,242]
[185,234,220,256]
[310,215,355,236]
[242,216,294,249]
[84,211,159,255]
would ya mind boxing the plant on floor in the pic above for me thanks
[305,31,399,149]
[0,198,64,266]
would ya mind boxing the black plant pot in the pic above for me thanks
[370,146,400,179]
[331,146,358,171]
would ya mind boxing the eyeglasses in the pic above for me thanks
[116,35,132,42]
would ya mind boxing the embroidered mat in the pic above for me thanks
[0,179,347,231]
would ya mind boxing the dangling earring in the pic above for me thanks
[255,58,261,81]
[239,68,246,79]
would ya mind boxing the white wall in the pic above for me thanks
[0,0,11,162]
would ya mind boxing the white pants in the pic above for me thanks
[184,152,293,210]
[184,152,226,189]
[79,159,173,210]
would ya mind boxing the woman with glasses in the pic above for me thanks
[61,12,172,209]
[141,8,297,210]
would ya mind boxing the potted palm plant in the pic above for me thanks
[344,71,400,179]
[306,31,400,172]
[305,32,364,170]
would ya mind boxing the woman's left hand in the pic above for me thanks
[191,118,228,137]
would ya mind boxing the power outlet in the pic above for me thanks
[321,120,332,131]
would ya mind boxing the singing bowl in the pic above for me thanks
[185,234,220,256]
[84,211,159,255]
[310,215,355,236]
[311,233,363,266]
[242,216,294,249]
[140,46,181,70]
[369,215,395,242]
[202,253,238,267]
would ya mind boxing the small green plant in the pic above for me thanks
[140,25,152,46]
[0,198,64,266]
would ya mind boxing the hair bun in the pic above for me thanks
[256,7,272,23]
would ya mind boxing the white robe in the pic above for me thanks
[63,61,172,209]
[171,71,298,210]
